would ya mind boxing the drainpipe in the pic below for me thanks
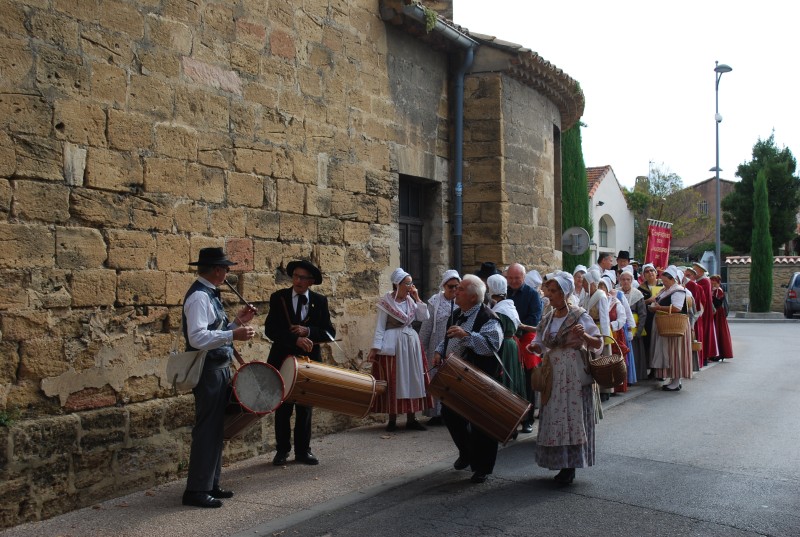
[389,3,478,274]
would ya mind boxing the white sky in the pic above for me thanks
[453,1,800,189]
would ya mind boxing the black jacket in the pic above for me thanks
[265,287,335,369]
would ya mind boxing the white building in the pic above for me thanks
[587,165,635,262]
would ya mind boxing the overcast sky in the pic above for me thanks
[453,1,800,189]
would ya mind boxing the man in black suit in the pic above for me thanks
[265,260,335,466]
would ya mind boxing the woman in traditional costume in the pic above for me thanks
[709,275,733,361]
[619,269,648,382]
[368,268,433,431]
[599,278,630,393]
[528,272,603,484]
[649,265,693,392]
[487,274,526,399]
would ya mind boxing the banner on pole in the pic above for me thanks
[644,220,672,272]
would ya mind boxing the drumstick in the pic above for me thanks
[325,330,345,355]
[223,279,257,325]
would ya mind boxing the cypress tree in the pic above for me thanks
[561,122,591,271]
[749,170,773,312]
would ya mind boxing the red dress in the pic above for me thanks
[684,280,704,364]
[712,288,733,359]
[695,277,718,364]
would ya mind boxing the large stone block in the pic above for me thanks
[35,46,89,98]
[233,145,273,176]
[96,0,144,38]
[155,122,198,161]
[70,269,116,307]
[343,220,370,246]
[143,157,187,196]
[245,208,279,240]
[107,229,155,270]
[53,100,107,147]
[145,13,192,54]
[85,148,144,192]
[131,194,176,231]
[0,309,51,341]
[163,395,194,430]
[0,223,54,269]
[197,132,233,169]
[0,134,14,178]
[91,62,127,106]
[70,188,131,227]
[0,35,33,94]
[317,217,343,244]
[155,234,189,271]
[253,239,282,272]
[306,186,331,217]
[238,271,274,303]
[276,178,305,214]
[11,414,80,462]
[0,93,50,138]
[230,42,261,77]
[0,340,20,384]
[117,270,166,305]
[227,171,264,207]
[121,374,160,404]
[174,201,209,233]
[189,237,224,263]
[18,338,68,380]
[186,163,225,203]
[55,226,107,269]
[165,272,195,305]
[279,213,318,242]
[175,86,229,132]
[13,180,70,223]
[12,134,63,181]
[209,206,246,237]
[108,109,153,152]
[73,448,114,489]
[129,74,173,120]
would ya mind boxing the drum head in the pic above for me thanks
[232,362,284,415]
[279,356,298,399]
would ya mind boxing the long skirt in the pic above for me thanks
[714,309,734,359]
[370,354,433,415]
[536,385,595,470]
[631,335,649,382]
[650,316,693,381]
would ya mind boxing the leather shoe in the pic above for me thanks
[521,424,534,434]
[453,456,469,470]
[296,451,319,465]
[405,419,427,431]
[273,451,289,466]
[209,487,233,499]
[662,384,682,392]
[470,472,488,483]
[554,468,575,484]
[385,420,397,432]
[182,491,222,508]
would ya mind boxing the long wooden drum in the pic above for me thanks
[429,354,531,444]
[223,361,284,440]
[280,356,387,418]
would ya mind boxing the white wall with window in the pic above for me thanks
[588,166,635,262]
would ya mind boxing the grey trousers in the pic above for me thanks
[186,365,232,492]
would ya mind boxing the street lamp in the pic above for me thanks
[713,61,732,276]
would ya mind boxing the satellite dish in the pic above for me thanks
[561,227,590,256]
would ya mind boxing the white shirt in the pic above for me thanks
[292,290,310,320]
[183,277,237,350]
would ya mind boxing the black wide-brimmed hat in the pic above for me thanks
[286,260,322,285]
[617,250,631,260]
[188,247,237,266]
[474,261,500,280]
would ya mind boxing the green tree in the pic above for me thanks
[561,122,592,271]
[721,134,800,253]
[749,170,773,311]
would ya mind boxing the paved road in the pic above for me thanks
[264,323,800,537]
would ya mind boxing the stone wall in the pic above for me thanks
[726,260,800,312]
[461,73,562,273]
[0,0,450,526]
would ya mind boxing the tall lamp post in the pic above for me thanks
[712,61,732,276]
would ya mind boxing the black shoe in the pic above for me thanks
[599,393,610,402]
[470,472,488,483]
[209,487,233,499]
[662,384,682,392]
[453,456,469,470]
[273,451,289,466]
[296,451,319,465]
[406,419,427,431]
[521,424,534,434]
[182,491,222,508]
[426,416,443,426]
[554,468,575,484]
[386,420,397,432]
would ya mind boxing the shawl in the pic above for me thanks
[377,292,415,324]
[492,298,521,330]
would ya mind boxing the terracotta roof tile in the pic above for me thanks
[586,165,612,197]
[725,256,800,265]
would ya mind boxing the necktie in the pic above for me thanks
[456,313,469,325]
[212,288,221,299]
[295,294,307,322]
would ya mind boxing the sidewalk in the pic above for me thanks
[0,379,663,537]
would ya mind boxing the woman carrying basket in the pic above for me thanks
[648,265,693,392]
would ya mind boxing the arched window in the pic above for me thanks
[599,219,608,247]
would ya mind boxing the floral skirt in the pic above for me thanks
[535,385,595,470]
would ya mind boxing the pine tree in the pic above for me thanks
[749,170,773,312]
[561,122,591,271]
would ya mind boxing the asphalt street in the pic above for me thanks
[260,323,800,537]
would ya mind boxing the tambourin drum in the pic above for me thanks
[223,361,284,440]
[280,356,387,418]
[429,354,532,444]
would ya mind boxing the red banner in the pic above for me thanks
[645,221,672,272]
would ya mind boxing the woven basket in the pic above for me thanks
[655,305,688,337]
[589,352,627,389]
[691,340,702,352]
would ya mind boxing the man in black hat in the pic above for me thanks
[183,247,257,508]
[265,260,335,466]
[612,250,638,280]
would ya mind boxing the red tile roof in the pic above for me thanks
[726,256,800,265]
[586,165,612,197]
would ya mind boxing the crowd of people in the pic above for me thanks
[179,247,734,507]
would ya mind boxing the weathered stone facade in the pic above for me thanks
[725,257,800,312]
[0,0,583,525]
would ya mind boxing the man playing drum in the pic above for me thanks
[265,260,335,466]
[182,248,257,508]
[433,274,503,484]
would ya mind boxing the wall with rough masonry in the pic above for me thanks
[0,0,452,526]
[462,73,562,273]
[726,261,800,313]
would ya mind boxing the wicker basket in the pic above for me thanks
[655,305,688,337]
[691,340,702,352]
[589,353,627,389]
